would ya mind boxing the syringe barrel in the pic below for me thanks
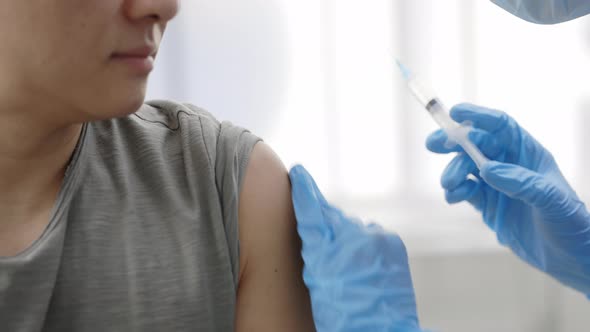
[426,98,489,169]
[402,67,489,169]
[407,78,437,107]
[428,100,460,130]
[458,138,489,169]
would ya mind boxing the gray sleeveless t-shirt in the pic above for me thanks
[0,100,261,331]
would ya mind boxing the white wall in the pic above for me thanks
[411,252,590,331]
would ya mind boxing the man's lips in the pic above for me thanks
[111,46,157,74]
[112,45,156,58]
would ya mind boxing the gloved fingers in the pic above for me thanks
[365,224,408,257]
[450,103,528,151]
[426,128,503,159]
[290,164,360,244]
[449,103,512,133]
[444,179,485,210]
[355,224,413,272]
[467,130,504,159]
[426,129,461,154]
[480,160,569,213]
[289,165,328,227]
[441,153,478,190]
[450,103,556,165]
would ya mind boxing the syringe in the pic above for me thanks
[396,60,489,169]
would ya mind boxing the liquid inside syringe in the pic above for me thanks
[396,60,489,169]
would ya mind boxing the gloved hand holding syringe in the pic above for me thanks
[396,60,489,169]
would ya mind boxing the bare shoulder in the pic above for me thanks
[236,142,316,332]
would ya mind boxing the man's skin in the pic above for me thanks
[0,0,315,330]
[237,143,316,330]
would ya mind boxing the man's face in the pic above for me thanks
[0,0,179,122]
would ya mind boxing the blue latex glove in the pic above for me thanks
[289,165,424,332]
[426,103,590,296]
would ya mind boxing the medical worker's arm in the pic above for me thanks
[427,103,590,295]
[235,143,316,331]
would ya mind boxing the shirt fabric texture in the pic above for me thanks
[0,100,261,331]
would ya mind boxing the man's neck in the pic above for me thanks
[0,110,82,215]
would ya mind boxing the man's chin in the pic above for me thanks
[111,97,146,119]
[84,94,146,122]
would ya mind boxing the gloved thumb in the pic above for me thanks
[480,161,569,214]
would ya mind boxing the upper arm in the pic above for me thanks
[235,142,316,331]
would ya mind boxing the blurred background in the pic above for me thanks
[146,0,590,330]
